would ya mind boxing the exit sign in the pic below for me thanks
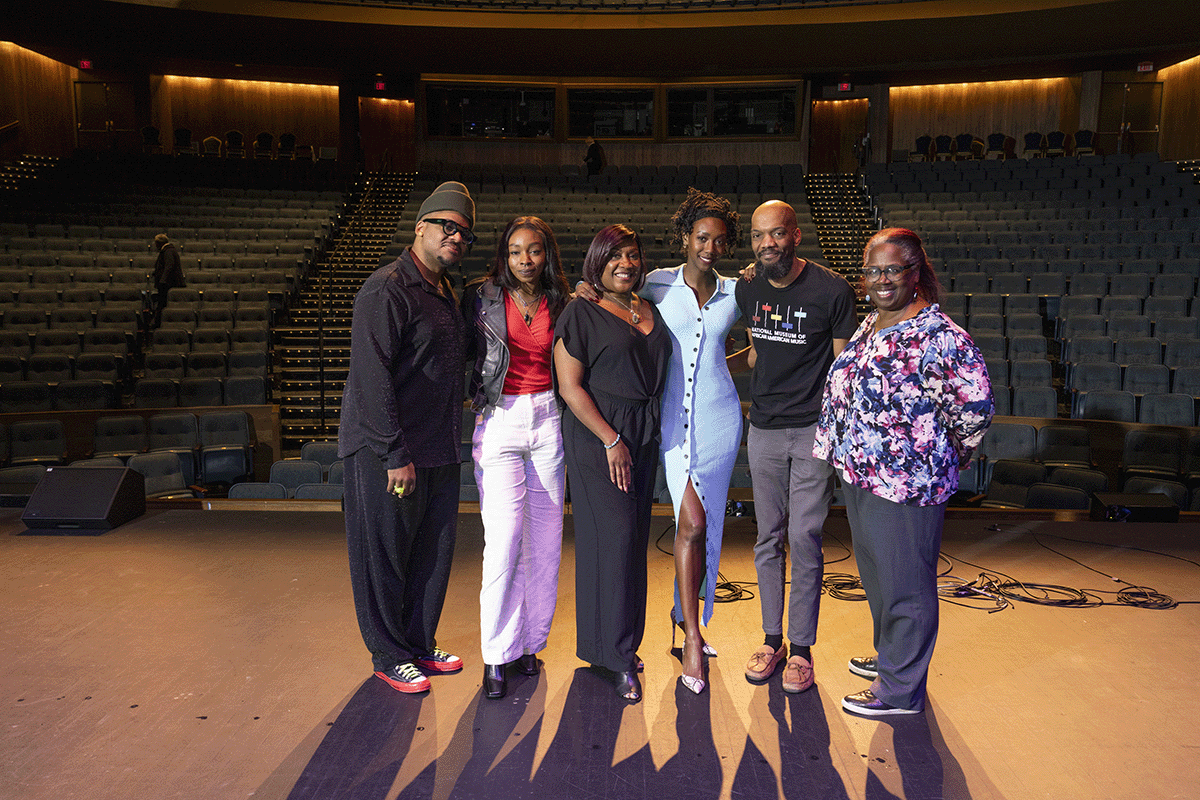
[838,82,852,92]
[1137,62,1154,73]
[375,81,386,91]
[78,60,92,69]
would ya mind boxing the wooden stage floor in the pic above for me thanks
[2,505,1198,800]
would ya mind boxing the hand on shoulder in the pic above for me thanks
[574,280,602,303]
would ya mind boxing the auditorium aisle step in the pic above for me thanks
[805,172,877,317]
[276,171,414,450]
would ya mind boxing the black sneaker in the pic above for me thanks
[414,647,463,673]
[848,655,878,679]
[375,662,431,694]
[842,689,920,717]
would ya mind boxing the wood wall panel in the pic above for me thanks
[359,98,416,172]
[151,76,339,155]
[809,98,868,174]
[0,42,78,158]
[889,78,1080,158]
[419,138,805,172]
[1160,55,1200,162]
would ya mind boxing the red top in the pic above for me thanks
[502,291,553,395]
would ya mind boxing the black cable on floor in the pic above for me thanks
[655,520,852,605]
[658,518,1192,612]
[824,573,866,601]
[713,571,754,603]
[936,523,1191,611]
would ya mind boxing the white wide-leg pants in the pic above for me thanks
[473,390,565,666]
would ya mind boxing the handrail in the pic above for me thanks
[0,120,19,134]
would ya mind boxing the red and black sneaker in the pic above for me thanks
[413,647,463,674]
[375,662,431,694]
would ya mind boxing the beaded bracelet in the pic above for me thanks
[604,433,621,449]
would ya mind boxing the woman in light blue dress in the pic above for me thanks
[643,189,747,694]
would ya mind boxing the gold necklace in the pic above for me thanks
[509,289,543,325]
[607,293,640,324]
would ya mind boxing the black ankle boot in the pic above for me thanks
[516,654,539,676]
[484,664,506,699]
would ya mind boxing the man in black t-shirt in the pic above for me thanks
[734,200,859,693]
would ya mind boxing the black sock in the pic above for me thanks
[791,644,811,661]
[764,634,783,651]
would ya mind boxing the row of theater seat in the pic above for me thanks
[0,319,268,350]
[973,422,1200,511]
[0,410,254,486]
[414,163,808,196]
[944,271,1196,300]
[0,348,266,383]
[0,254,305,280]
[2,230,322,250]
[231,446,344,500]
[0,376,269,412]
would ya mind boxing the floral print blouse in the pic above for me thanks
[814,304,995,507]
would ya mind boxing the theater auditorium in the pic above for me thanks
[2,1,1200,798]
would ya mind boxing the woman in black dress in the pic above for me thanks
[554,224,670,702]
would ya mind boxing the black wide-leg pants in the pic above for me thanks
[343,448,460,671]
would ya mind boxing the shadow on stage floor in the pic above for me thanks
[271,663,984,800]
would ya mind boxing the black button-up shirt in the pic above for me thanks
[338,249,466,469]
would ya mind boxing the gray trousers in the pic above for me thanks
[748,423,833,647]
[842,480,945,711]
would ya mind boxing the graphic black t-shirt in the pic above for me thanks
[734,260,859,429]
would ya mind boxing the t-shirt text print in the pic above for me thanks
[749,301,811,346]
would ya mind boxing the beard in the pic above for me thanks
[757,245,795,282]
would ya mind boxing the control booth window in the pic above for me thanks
[426,86,555,138]
[713,88,796,136]
[568,89,654,138]
[667,89,709,137]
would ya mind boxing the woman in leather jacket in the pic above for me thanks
[462,216,571,700]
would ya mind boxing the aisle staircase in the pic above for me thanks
[805,172,878,316]
[0,155,59,193]
[275,172,415,449]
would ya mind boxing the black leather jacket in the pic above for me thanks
[463,278,510,413]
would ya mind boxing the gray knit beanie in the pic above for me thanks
[417,181,475,229]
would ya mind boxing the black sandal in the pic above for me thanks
[613,670,641,703]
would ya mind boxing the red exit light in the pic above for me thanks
[838,82,852,92]
[78,60,92,70]
[375,81,386,91]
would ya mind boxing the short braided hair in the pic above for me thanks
[668,187,742,253]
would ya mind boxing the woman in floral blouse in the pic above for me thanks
[814,227,994,717]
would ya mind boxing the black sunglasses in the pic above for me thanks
[423,217,476,246]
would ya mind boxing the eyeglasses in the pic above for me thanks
[862,263,915,281]
[423,217,476,246]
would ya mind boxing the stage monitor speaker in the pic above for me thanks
[1090,492,1179,523]
[22,466,146,531]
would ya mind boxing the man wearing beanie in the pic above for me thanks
[339,181,475,693]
